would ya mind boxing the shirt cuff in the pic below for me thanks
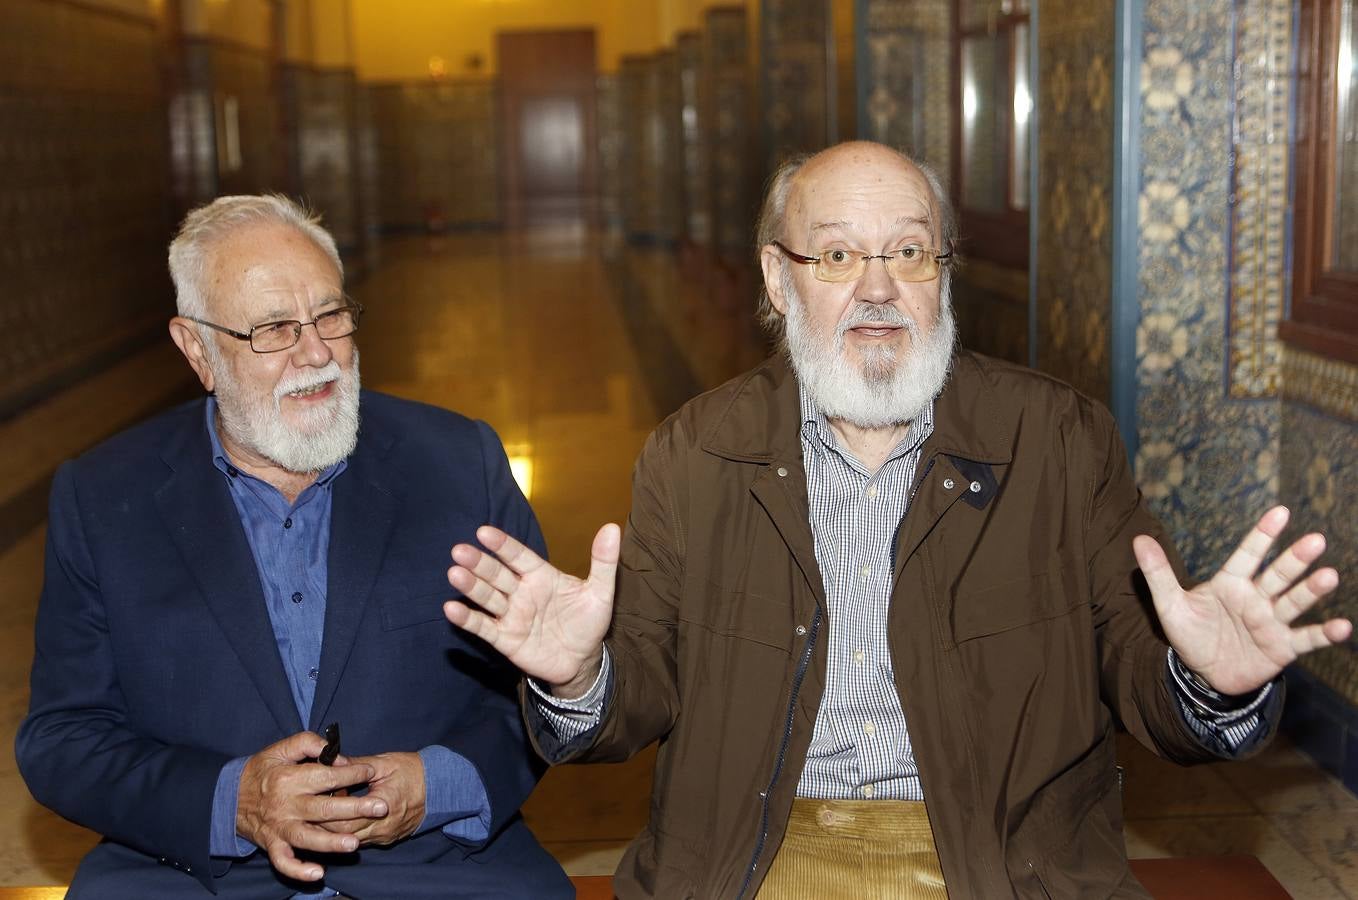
[417,745,491,842]
[1167,648,1275,751]
[526,648,611,741]
[210,756,258,858]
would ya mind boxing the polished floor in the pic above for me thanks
[0,231,1354,897]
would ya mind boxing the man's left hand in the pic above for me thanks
[322,751,426,846]
[1134,505,1351,696]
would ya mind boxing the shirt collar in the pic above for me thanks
[797,382,935,467]
[204,395,347,488]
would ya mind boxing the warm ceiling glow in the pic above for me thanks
[428,55,447,79]
[508,454,534,500]
[1013,83,1033,127]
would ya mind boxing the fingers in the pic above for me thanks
[586,524,622,597]
[1133,534,1183,609]
[1290,618,1354,656]
[1273,566,1339,624]
[1255,532,1327,597]
[270,730,331,764]
[443,600,501,645]
[264,839,322,882]
[1219,506,1290,579]
[475,525,548,576]
[449,543,520,599]
[447,559,512,617]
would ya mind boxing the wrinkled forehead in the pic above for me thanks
[786,154,939,244]
[206,222,343,316]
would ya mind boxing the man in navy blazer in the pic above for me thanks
[17,195,572,898]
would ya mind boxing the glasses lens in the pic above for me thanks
[251,321,301,352]
[315,307,359,339]
[885,247,939,283]
[814,249,865,283]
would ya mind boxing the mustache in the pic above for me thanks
[273,361,343,401]
[836,303,919,338]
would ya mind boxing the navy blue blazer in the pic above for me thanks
[17,391,572,899]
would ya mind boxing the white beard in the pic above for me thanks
[782,270,956,429]
[211,350,362,474]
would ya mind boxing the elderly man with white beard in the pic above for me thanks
[441,142,1348,899]
[17,195,571,899]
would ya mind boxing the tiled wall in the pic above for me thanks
[0,0,172,417]
[1136,0,1358,784]
[761,0,832,171]
[1036,0,1115,402]
[702,7,752,260]
[283,65,361,255]
[368,81,500,229]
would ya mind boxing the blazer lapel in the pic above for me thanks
[154,411,303,736]
[308,434,399,732]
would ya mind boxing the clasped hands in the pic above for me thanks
[236,732,426,882]
[444,508,1350,704]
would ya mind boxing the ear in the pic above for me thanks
[760,244,790,316]
[169,317,216,392]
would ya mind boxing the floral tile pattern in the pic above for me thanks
[1037,0,1113,402]
[1136,0,1282,578]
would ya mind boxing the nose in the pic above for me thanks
[288,320,334,368]
[855,254,898,305]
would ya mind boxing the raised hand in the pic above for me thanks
[445,523,620,697]
[235,731,385,882]
[1134,505,1351,696]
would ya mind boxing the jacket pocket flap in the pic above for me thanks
[951,564,1081,643]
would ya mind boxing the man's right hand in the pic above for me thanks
[445,523,619,698]
[236,732,386,882]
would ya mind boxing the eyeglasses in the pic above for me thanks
[185,302,364,353]
[773,241,953,283]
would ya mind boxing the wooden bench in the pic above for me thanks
[0,858,1291,899]
[570,857,1292,898]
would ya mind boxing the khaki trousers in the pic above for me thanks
[756,798,948,900]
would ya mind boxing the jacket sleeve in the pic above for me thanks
[16,463,231,888]
[433,421,549,842]
[1081,404,1281,764]
[526,424,686,764]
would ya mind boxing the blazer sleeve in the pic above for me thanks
[16,463,231,886]
[432,421,550,843]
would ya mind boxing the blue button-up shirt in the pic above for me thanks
[203,399,490,880]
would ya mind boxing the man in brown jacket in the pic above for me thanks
[443,142,1350,898]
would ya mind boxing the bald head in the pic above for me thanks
[754,142,955,337]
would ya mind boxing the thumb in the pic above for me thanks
[275,730,330,763]
[585,523,621,599]
[1133,534,1183,612]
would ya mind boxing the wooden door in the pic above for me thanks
[498,30,599,227]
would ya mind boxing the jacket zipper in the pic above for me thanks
[1026,859,1053,899]
[734,603,823,900]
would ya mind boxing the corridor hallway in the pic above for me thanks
[0,232,1354,896]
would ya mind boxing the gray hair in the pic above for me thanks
[754,145,958,338]
[168,194,342,323]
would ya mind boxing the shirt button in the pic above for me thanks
[861,784,875,799]
[863,721,876,736]
[284,517,293,529]
[867,485,878,499]
[942,478,955,490]
[291,592,303,604]
[860,565,871,579]
[854,649,865,663]
[307,667,319,681]
[226,466,239,478]
[970,480,982,493]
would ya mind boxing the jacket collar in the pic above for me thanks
[700,350,1014,467]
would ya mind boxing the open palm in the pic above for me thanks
[445,524,619,692]
[1134,506,1350,696]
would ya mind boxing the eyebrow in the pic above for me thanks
[253,294,345,323]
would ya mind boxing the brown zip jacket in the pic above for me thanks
[526,351,1280,899]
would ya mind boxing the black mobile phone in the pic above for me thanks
[318,722,341,766]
